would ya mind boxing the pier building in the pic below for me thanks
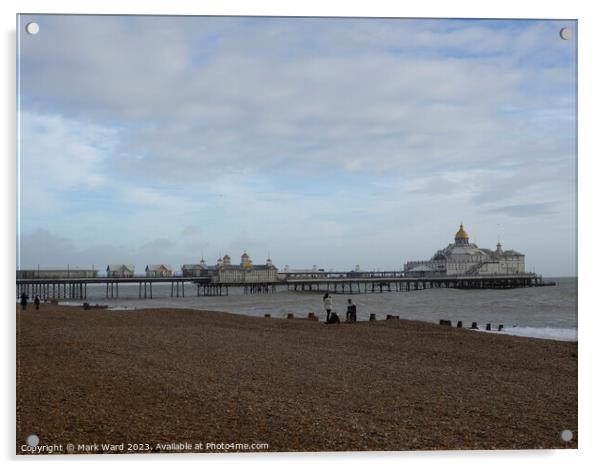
[106,264,135,278]
[145,264,173,277]
[181,258,209,277]
[188,252,278,283]
[404,224,525,276]
[17,269,98,279]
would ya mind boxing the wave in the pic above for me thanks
[477,326,577,342]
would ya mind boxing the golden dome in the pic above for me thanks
[223,254,231,260]
[241,251,249,259]
[455,224,469,239]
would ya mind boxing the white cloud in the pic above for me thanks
[19,17,575,182]
[16,16,576,275]
[19,112,114,189]
[122,187,198,210]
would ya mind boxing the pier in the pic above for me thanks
[16,277,211,300]
[16,273,554,301]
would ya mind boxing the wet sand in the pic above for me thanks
[16,304,577,453]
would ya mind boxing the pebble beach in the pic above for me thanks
[16,304,577,453]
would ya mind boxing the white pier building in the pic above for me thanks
[404,224,525,276]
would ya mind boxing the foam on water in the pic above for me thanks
[58,301,136,311]
[487,326,577,342]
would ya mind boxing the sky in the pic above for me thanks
[16,15,577,276]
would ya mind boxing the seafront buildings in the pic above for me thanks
[404,224,525,276]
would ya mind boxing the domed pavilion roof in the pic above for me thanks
[455,224,469,240]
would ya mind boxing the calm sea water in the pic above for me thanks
[61,277,577,341]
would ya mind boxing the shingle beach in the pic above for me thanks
[16,304,577,453]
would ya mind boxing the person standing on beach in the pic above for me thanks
[323,293,332,322]
[34,295,40,310]
[20,292,28,311]
[346,298,357,323]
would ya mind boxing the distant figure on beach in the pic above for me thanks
[34,295,40,310]
[326,312,340,324]
[20,292,28,311]
[346,298,357,323]
[323,293,332,322]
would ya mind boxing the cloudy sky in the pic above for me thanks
[17,15,576,275]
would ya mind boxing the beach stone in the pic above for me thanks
[471,322,478,329]
[287,313,294,319]
[498,324,504,331]
[486,323,491,331]
[439,320,452,326]
[264,314,271,318]
[457,321,463,328]
[369,314,376,321]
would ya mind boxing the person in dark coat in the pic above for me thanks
[34,295,40,310]
[346,298,357,323]
[326,312,340,324]
[20,292,29,311]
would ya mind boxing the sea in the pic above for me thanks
[59,277,577,342]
